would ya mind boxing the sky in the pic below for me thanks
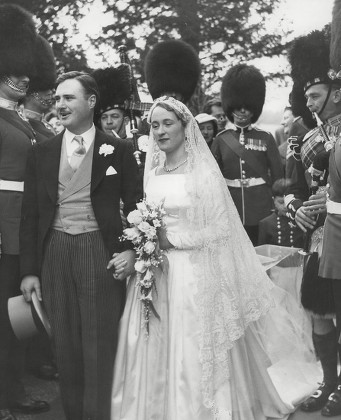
[74,0,334,69]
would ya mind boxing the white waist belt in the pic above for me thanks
[0,180,24,192]
[327,199,341,215]
[224,177,266,188]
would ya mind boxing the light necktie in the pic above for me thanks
[70,135,86,171]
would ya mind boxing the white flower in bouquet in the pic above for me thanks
[145,227,157,240]
[136,201,148,213]
[127,210,143,226]
[144,241,156,254]
[138,221,153,233]
[124,227,140,242]
[135,259,148,273]
[153,219,162,228]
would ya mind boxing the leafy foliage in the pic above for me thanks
[3,0,91,73]
[99,0,291,89]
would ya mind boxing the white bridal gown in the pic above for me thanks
[111,170,321,420]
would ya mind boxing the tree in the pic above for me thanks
[98,0,292,91]
[2,0,92,73]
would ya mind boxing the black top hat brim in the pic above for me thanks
[221,64,265,123]
[0,4,37,78]
[144,39,201,102]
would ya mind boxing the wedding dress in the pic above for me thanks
[111,97,321,420]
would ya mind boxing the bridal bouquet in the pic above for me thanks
[121,199,165,334]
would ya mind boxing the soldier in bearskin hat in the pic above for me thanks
[285,25,341,416]
[21,35,59,382]
[21,35,57,141]
[211,64,283,245]
[144,39,201,103]
[0,4,50,419]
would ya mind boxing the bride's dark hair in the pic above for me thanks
[153,100,188,127]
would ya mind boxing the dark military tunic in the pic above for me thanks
[0,108,36,254]
[212,125,283,226]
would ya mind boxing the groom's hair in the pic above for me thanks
[56,71,100,107]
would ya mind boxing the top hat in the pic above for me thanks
[8,292,52,341]
[221,64,265,124]
[0,4,37,78]
[144,39,201,103]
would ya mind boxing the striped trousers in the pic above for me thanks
[42,230,125,420]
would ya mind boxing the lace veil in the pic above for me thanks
[144,96,313,414]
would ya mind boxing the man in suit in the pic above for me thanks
[20,71,138,420]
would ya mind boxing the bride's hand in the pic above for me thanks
[158,227,174,250]
[107,250,136,280]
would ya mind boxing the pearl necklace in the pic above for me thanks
[164,158,188,173]
[277,215,294,247]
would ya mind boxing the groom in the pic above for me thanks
[20,71,137,420]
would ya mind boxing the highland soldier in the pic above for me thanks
[211,64,283,245]
[315,1,341,415]
[285,26,341,417]
[93,64,149,201]
[0,4,50,419]
[93,65,134,140]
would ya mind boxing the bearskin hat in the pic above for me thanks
[92,65,131,118]
[144,40,201,103]
[221,64,265,124]
[330,0,341,73]
[288,27,337,92]
[28,35,56,93]
[0,4,37,78]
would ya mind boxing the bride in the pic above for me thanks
[110,96,320,420]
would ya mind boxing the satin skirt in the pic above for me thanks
[111,249,321,420]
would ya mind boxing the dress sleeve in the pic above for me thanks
[166,171,231,250]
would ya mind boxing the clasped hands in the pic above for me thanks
[295,191,327,232]
[108,229,173,281]
[107,250,136,281]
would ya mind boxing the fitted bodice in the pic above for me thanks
[145,171,190,234]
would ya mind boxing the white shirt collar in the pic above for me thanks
[64,124,96,161]
[65,124,96,149]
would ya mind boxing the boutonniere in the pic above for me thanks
[99,143,115,156]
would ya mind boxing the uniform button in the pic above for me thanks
[241,160,245,164]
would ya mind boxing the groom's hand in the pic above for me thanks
[21,275,42,302]
[107,250,135,281]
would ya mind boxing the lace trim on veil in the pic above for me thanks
[145,97,276,410]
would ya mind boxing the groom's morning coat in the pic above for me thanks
[20,128,138,278]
